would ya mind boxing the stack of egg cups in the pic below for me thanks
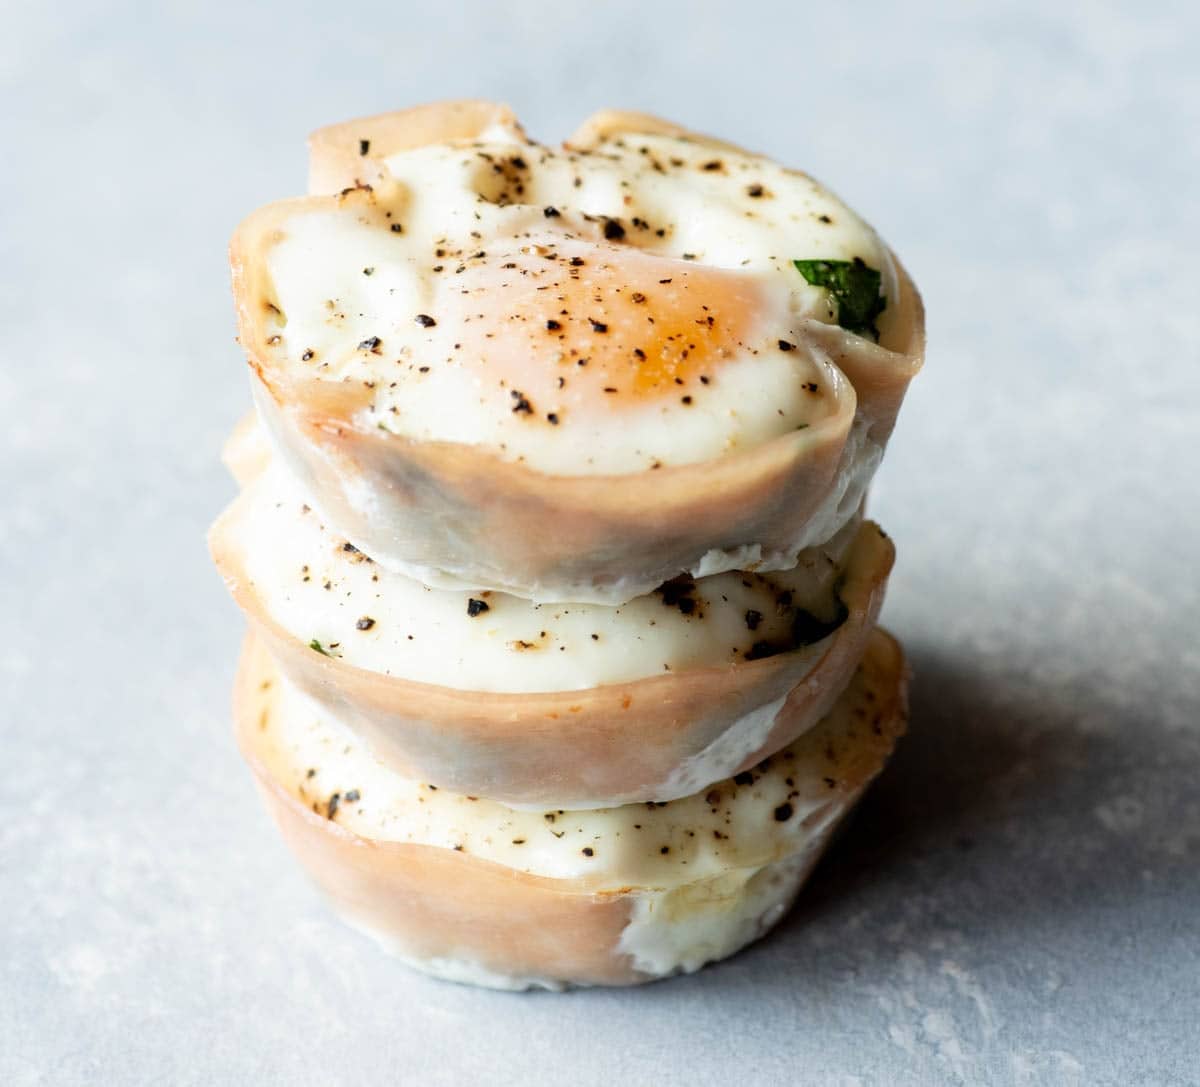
[211,103,924,990]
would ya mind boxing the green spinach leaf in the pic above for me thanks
[793,257,886,340]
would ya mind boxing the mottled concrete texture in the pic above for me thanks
[2,2,1197,1084]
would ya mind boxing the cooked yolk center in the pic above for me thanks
[436,239,769,405]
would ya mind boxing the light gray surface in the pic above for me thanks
[2,2,1198,1084]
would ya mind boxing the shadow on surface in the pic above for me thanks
[745,636,1198,959]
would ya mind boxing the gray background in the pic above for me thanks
[2,1,1197,1084]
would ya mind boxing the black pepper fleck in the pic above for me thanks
[603,218,625,240]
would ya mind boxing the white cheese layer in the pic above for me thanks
[230,464,856,693]
[256,655,890,890]
[261,130,895,475]
[616,851,815,979]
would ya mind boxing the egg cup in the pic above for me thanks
[229,105,923,605]
[235,628,908,989]
[211,435,895,809]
